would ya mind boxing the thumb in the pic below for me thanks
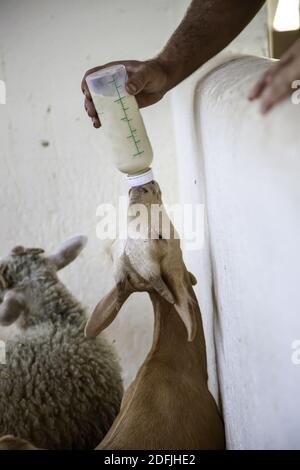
[126,68,147,95]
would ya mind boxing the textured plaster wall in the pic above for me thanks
[170,5,300,447]
[195,55,300,449]
[0,0,179,387]
[170,3,268,401]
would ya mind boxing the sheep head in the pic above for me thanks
[0,235,87,328]
[85,182,198,342]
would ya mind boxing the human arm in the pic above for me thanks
[82,0,265,127]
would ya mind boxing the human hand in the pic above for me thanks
[248,39,300,114]
[81,59,169,128]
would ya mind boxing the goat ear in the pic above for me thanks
[167,270,198,342]
[48,235,87,271]
[189,271,197,286]
[0,290,28,326]
[174,287,198,342]
[85,284,132,338]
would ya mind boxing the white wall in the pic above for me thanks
[170,2,268,400]
[194,55,300,449]
[169,5,300,448]
[0,0,180,387]
[0,0,268,403]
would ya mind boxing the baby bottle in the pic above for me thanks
[86,64,153,186]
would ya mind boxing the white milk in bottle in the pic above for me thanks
[86,65,153,184]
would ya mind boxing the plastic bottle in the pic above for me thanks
[86,64,153,185]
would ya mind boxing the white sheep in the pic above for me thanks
[0,235,123,450]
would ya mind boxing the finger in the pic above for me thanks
[84,97,101,127]
[279,46,296,65]
[85,97,97,118]
[248,75,269,100]
[260,55,300,113]
[92,117,101,128]
[260,74,291,114]
[248,66,280,100]
[135,91,163,108]
[248,57,292,100]
[81,78,92,100]
[126,67,148,95]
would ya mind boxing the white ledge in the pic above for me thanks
[172,55,300,449]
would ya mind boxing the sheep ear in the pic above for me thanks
[0,290,28,326]
[48,235,87,271]
[85,284,132,338]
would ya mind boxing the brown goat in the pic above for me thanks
[85,181,225,450]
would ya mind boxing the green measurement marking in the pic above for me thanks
[133,151,144,156]
[111,76,144,157]
[114,97,126,103]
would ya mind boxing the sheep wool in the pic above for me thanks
[0,236,123,450]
